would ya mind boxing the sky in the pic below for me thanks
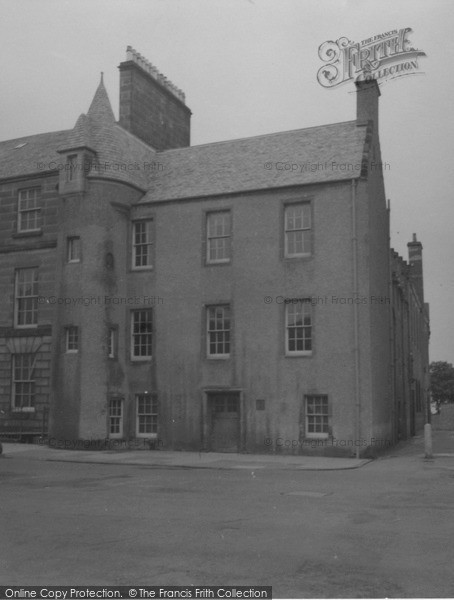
[1,0,453,363]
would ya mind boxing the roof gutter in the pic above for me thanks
[137,177,362,207]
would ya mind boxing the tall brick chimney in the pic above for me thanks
[118,46,191,151]
[355,79,380,128]
[407,233,424,303]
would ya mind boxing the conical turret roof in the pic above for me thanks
[86,74,116,124]
[56,74,156,190]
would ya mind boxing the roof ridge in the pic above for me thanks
[0,129,71,146]
[158,119,358,154]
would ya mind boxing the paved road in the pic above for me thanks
[1,433,454,598]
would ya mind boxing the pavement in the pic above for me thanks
[1,426,453,470]
[2,427,454,596]
[1,441,371,470]
[393,425,454,455]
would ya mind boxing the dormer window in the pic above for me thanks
[58,150,93,194]
[66,155,78,182]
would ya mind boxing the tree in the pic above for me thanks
[430,361,454,403]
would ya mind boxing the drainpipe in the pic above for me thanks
[351,179,361,459]
[424,316,433,458]
[401,292,407,439]
[425,379,433,458]
[406,287,412,438]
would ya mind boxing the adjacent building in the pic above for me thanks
[0,48,430,455]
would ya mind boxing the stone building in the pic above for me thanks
[0,47,430,455]
[391,236,430,440]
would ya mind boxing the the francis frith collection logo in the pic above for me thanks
[317,27,426,88]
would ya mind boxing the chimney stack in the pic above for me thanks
[355,79,380,129]
[407,233,424,303]
[118,46,191,151]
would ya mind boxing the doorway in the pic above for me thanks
[208,392,240,452]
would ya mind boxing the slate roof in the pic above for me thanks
[0,79,371,196]
[60,113,94,152]
[0,79,156,190]
[80,80,155,189]
[0,130,71,180]
[142,120,370,202]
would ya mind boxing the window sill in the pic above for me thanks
[205,262,231,267]
[12,230,43,239]
[131,266,154,272]
[283,254,312,261]
[285,352,312,358]
[11,408,35,413]
[207,355,230,360]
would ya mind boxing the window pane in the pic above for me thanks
[132,310,153,357]
[18,189,41,232]
[133,221,153,267]
[207,306,230,356]
[136,394,158,434]
[285,204,311,256]
[66,326,79,351]
[15,268,38,327]
[306,395,329,435]
[12,354,35,410]
[109,399,123,435]
[207,212,231,262]
[286,301,311,353]
[66,155,77,182]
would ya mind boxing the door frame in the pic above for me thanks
[201,388,244,452]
